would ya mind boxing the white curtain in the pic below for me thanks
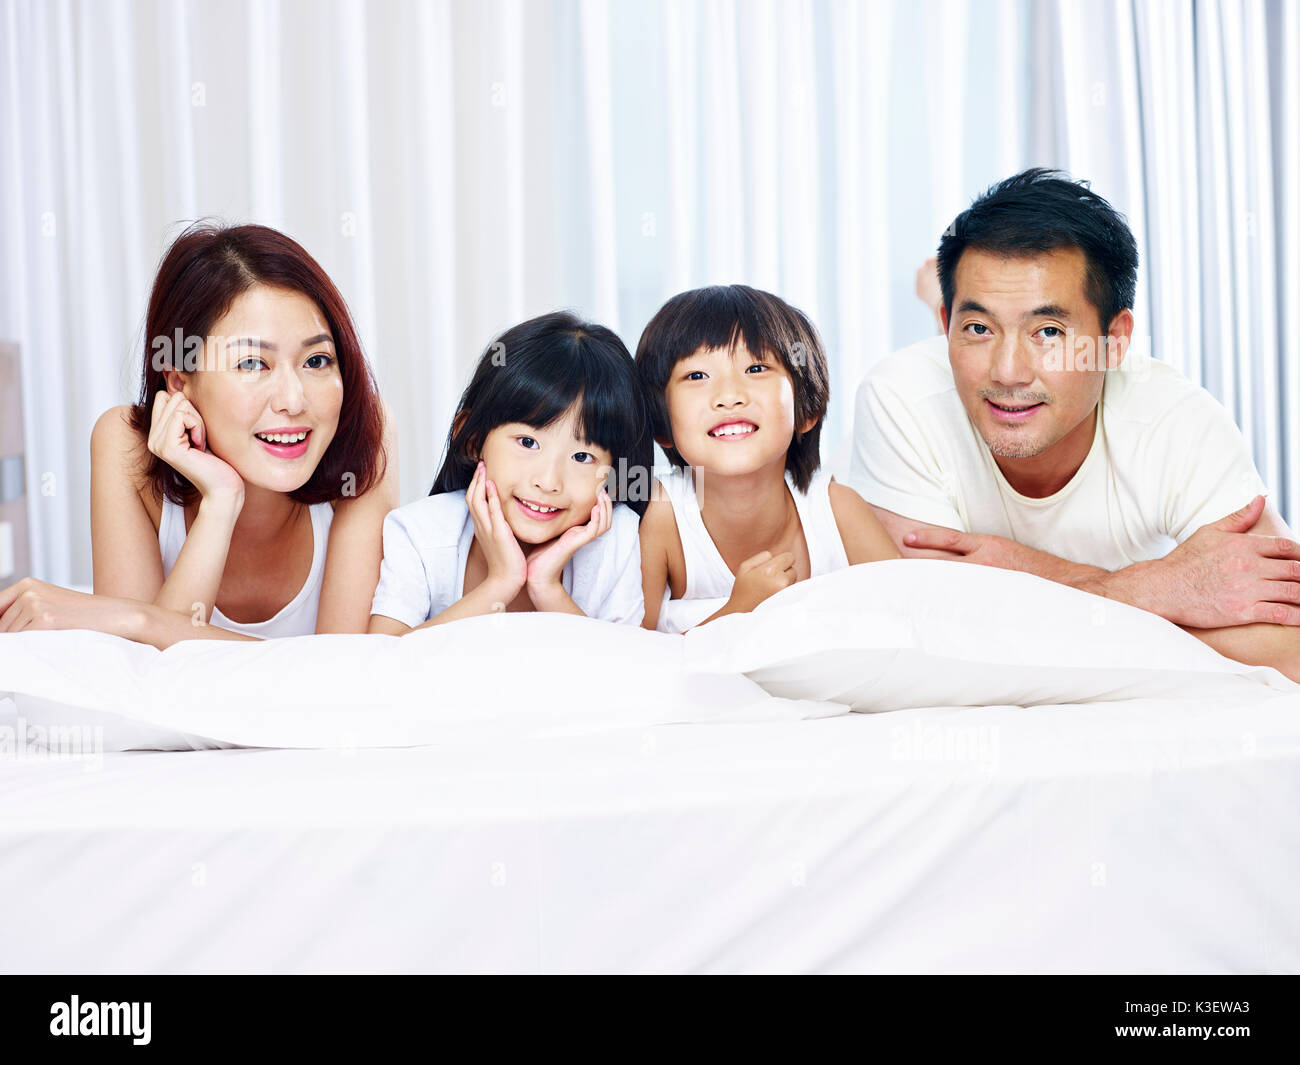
[0,0,1295,587]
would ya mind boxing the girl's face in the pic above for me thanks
[478,403,614,546]
[172,284,344,494]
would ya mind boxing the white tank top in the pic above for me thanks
[656,467,849,633]
[157,497,334,638]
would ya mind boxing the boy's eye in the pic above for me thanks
[235,357,267,372]
[517,436,539,450]
[305,353,334,369]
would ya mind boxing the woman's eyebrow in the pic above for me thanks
[222,333,333,352]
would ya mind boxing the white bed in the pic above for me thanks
[3,562,1299,974]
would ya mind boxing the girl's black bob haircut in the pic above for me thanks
[431,310,653,517]
[634,284,830,492]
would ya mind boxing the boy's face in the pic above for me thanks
[478,403,613,546]
[663,341,811,477]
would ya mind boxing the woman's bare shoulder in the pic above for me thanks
[91,405,159,519]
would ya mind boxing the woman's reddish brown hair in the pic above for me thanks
[129,221,386,505]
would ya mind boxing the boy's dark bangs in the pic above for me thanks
[680,288,776,365]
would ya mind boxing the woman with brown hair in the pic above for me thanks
[0,222,398,645]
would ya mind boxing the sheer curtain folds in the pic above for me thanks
[0,0,1295,585]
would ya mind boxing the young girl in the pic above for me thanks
[635,284,898,632]
[368,312,652,633]
[0,222,397,645]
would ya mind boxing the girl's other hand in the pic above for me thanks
[525,487,612,591]
[466,462,527,597]
[146,389,245,509]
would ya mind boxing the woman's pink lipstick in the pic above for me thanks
[254,428,311,459]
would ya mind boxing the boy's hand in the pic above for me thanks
[726,550,796,612]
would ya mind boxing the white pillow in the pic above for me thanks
[0,615,828,752]
[682,559,1297,710]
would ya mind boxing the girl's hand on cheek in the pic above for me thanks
[525,487,612,590]
[466,462,527,596]
[147,389,245,510]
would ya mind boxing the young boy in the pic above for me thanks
[635,284,898,632]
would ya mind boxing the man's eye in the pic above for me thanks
[236,357,267,371]
[966,323,990,336]
[305,353,334,369]
[517,436,539,450]
[1038,326,1063,339]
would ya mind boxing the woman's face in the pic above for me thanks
[173,284,344,494]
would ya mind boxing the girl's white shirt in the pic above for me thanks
[370,490,644,627]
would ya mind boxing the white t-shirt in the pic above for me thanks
[849,335,1268,571]
[370,490,645,627]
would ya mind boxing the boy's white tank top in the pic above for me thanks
[656,466,849,633]
[157,497,334,638]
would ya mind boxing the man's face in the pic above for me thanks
[943,247,1131,470]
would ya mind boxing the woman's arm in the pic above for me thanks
[316,402,402,633]
[829,480,902,565]
[91,403,242,623]
[0,579,257,647]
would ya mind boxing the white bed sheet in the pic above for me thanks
[3,689,1298,974]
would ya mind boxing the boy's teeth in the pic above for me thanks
[257,431,308,444]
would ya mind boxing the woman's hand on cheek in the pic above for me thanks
[525,488,612,592]
[466,462,527,598]
[147,389,245,511]
[0,578,145,638]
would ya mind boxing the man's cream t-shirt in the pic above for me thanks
[849,334,1268,571]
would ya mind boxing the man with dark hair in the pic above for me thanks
[850,168,1300,679]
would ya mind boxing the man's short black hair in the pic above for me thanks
[635,284,830,492]
[937,168,1139,329]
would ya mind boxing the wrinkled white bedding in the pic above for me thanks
[2,561,1297,973]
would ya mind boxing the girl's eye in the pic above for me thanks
[305,353,334,369]
[573,452,595,464]
[517,436,539,450]
[965,323,990,336]
[236,357,267,372]
[746,363,768,373]
[684,370,706,381]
